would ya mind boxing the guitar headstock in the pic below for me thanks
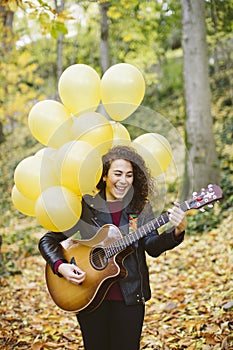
[187,184,223,210]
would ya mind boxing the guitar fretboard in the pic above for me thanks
[104,202,189,258]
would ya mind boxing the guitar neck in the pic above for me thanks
[104,182,223,258]
[105,201,189,258]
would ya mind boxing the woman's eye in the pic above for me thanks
[113,172,133,178]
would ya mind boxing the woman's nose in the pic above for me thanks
[119,175,127,183]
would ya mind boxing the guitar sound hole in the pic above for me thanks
[90,247,108,270]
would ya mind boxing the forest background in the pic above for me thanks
[0,0,232,349]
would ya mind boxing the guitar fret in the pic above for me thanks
[125,235,131,245]
[119,239,126,249]
[146,221,155,232]
[156,217,163,227]
[111,243,118,254]
[128,234,134,244]
[106,211,171,258]
[105,246,112,257]
[140,226,147,237]
[163,213,169,224]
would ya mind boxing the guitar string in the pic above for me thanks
[69,193,218,267]
[77,221,158,267]
[73,212,171,266]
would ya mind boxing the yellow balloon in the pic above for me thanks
[48,118,73,149]
[58,64,101,115]
[55,140,103,195]
[35,186,82,232]
[111,121,131,146]
[14,155,60,200]
[100,63,145,121]
[132,133,172,177]
[35,147,57,160]
[11,185,36,216]
[71,112,113,156]
[28,100,72,147]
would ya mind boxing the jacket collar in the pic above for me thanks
[83,188,135,215]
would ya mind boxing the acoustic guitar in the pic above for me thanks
[45,184,222,313]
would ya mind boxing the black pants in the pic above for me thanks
[77,300,145,350]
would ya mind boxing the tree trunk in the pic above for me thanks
[0,234,2,262]
[0,5,14,34]
[0,6,14,140]
[56,32,64,91]
[181,0,220,195]
[0,122,5,144]
[99,1,110,74]
[54,0,65,100]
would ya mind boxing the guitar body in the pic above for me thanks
[45,224,134,313]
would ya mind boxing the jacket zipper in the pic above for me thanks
[136,246,145,304]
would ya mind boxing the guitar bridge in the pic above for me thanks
[70,257,77,265]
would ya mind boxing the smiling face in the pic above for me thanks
[103,159,134,201]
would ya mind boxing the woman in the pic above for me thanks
[39,145,187,350]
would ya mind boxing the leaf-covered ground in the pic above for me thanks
[0,212,232,350]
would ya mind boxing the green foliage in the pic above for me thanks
[0,126,42,278]
[205,0,233,35]
[0,126,40,227]
[187,206,222,235]
[23,0,71,38]
[0,42,45,127]
[187,81,232,234]
[50,19,68,38]
[0,228,39,278]
[220,174,233,211]
[157,54,183,98]
[108,1,165,80]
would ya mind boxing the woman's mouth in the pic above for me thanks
[115,185,127,194]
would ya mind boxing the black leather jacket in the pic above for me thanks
[38,190,184,306]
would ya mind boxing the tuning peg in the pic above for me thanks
[208,204,214,208]
[199,208,205,212]
[192,191,197,196]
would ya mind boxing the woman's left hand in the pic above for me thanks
[168,202,187,237]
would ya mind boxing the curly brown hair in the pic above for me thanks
[96,145,154,214]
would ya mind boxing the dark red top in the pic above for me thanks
[104,201,124,301]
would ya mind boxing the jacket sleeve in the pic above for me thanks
[143,229,184,257]
[38,231,68,272]
[139,202,184,257]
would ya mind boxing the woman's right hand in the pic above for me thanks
[58,263,86,285]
